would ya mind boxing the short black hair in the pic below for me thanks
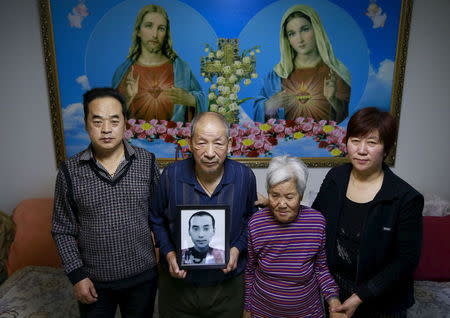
[82,87,127,122]
[345,107,398,159]
[188,211,215,230]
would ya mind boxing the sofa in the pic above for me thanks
[408,213,450,317]
[0,199,161,318]
[0,198,78,317]
[0,197,449,317]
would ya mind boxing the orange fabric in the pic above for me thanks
[118,62,175,121]
[6,198,61,276]
[281,61,350,121]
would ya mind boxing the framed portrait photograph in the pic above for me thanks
[40,0,412,167]
[176,205,230,270]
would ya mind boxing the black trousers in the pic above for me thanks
[158,269,244,318]
[78,276,158,318]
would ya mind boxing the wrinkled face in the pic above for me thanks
[189,117,230,177]
[138,12,167,53]
[346,129,385,174]
[189,215,215,251]
[268,179,302,224]
[286,16,318,57]
[85,97,125,155]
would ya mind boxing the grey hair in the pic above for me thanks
[266,156,309,195]
[190,112,230,138]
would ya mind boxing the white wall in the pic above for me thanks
[0,0,449,214]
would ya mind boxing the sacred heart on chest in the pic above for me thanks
[148,85,163,99]
[296,82,311,104]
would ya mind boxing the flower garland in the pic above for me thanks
[124,117,347,159]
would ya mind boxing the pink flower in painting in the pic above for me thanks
[128,119,136,125]
[250,127,261,135]
[267,118,276,125]
[302,122,313,132]
[318,119,327,126]
[285,127,293,135]
[177,127,189,137]
[263,142,273,151]
[138,119,146,125]
[254,140,264,149]
[135,126,144,134]
[295,117,305,124]
[157,125,167,134]
[149,119,158,126]
[167,128,177,136]
[312,124,323,135]
[124,130,133,139]
[230,128,239,138]
[273,124,284,133]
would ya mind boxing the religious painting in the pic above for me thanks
[40,0,412,167]
[177,205,230,270]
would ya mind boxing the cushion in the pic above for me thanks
[6,199,61,276]
[414,215,450,281]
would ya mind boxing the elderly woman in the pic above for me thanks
[312,107,424,317]
[244,156,344,318]
[253,4,351,124]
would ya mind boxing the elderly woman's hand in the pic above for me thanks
[332,293,362,318]
[330,312,347,318]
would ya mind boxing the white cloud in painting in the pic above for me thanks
[68,3,89,29]
[63,103,85,131]
[365,4,387,29]
[76,75,90,90]
[357,59,394,109]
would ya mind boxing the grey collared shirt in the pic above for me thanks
[79,140,135,181]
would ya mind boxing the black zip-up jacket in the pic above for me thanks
[312,163,423,312]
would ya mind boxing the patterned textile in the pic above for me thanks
[52,145,160,284]
[0,266,162,318]
[407,281,450,318]
[0,266,78,318]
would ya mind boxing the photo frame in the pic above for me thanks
[176,205,230,270]
[39,0,412,167]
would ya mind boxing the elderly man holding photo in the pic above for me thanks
[150,112,258,318]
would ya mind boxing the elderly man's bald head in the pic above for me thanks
[190,112,230,139]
